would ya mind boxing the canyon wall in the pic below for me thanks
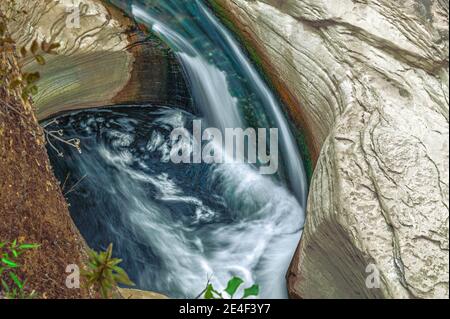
[1,0,190,121]
[3,0,448,299]
[213,0,449,298]
[1,21,95,298]
[1,0,189,298]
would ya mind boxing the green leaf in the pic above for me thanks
[25,72,40,84]
[29,85,38,96]
[87,250,98,260]
[9,272,23,289]
[204,284,215,299]
[47,43,60,54]
[30,40,39,55]
[225,276,244,298]
[106,243,113,259]
[113,267,134,287]
[49,43,61,50]
[242,284,259,299]
[1,258,18,268]
[18,243,40,250]
[107,258,122,267]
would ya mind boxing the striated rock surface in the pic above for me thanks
[1,0,191,121]
[212,0,449,298]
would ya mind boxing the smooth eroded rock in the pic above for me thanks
[213,0,449,299]
[2,0,191,120]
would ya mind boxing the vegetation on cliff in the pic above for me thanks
[1,8,94,299]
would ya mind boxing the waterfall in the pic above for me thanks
[132,5,243,133]
[196,0,307,208]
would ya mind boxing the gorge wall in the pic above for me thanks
[212,0,449,298]
[1,22,95,298]
[1,0,191,121]
[1,0,189,298]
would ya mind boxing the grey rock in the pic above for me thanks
[215,0,449,299]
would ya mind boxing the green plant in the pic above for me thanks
[0,239,40,299]
[202,276,259,299]
[14,39,60,100]
[1,36,60,100]
[1,11,80,156]
[82,243,134,299]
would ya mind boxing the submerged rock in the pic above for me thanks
[212,0,449,298]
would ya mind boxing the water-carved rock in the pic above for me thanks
[213,0,449,299]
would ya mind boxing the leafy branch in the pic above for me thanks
[1,3,60,101]
[82,243,135,299]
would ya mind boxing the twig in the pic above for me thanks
[64,174,87,196]
[61,172,71,192]
[45,129,81,157]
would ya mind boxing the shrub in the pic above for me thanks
[82,243,134,299]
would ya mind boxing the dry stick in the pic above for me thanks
[1,100,81,157]
[45,129,81,156]
[64,174,87,196]
[61,172,71,192]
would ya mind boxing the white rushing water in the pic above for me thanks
[132,2,307,207]
[196,1,308,208]
[121,110,303,298]
[133,6,243,132]
[130,1,308,298]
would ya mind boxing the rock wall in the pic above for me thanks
[212,0,449,298]
[1,0,191,121]
[1,0,190,298]
[0,28,95,298]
